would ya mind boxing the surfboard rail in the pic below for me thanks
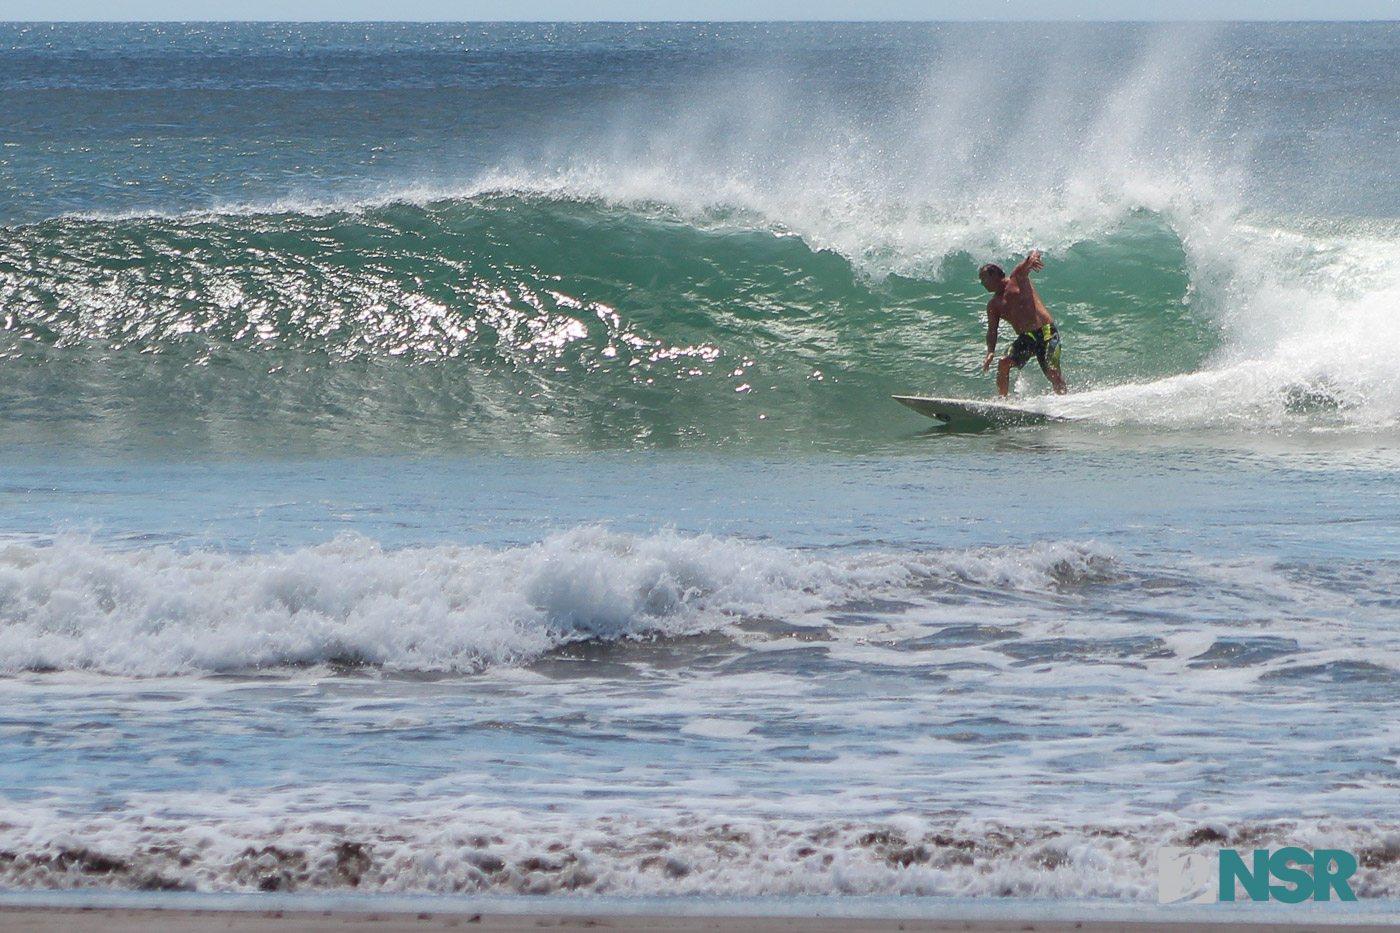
[892,394,1064,429]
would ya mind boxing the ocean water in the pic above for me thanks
[1,21,1399,905]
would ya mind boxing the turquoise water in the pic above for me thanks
[0,21,1398,903]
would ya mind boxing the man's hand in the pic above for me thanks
[983,350,996,372]
[1010,250,1043,282]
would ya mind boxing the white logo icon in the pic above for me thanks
[1158,847,1217,904]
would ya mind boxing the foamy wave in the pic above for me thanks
[1017,211,1400,432]
[0,531,1118,677]
[2,806,1397,898]
[0,529,822,676]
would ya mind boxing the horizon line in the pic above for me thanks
[3,16,1398,23]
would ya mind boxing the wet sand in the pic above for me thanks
[4,907,1397,933]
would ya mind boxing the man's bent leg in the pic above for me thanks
[997,357,1015,397]
[1040,333,1066,395]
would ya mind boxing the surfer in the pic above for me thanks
[979,250,1068,396]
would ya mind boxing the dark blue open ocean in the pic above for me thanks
[1,21,1399,906]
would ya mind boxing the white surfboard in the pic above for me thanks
[892,394,1064,429]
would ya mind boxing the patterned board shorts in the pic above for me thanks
[1006,324,1062,371]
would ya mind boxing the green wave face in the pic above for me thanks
[0,196,1220,455]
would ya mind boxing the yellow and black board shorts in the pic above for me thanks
[1006,324,1062,371]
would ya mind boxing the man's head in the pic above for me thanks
[978,263,1006,293]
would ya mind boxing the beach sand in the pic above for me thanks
[3,907,1397,933]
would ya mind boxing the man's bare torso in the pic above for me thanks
[988,276,1054,335]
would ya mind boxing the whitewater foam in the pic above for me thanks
[0,530,1120,677]
[2,803,1397,899]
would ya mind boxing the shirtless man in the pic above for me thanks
[980,250,1068,396]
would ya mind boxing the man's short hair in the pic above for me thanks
[979,263,1005,280]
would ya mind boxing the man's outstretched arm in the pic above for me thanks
[1011,250,1044,282]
